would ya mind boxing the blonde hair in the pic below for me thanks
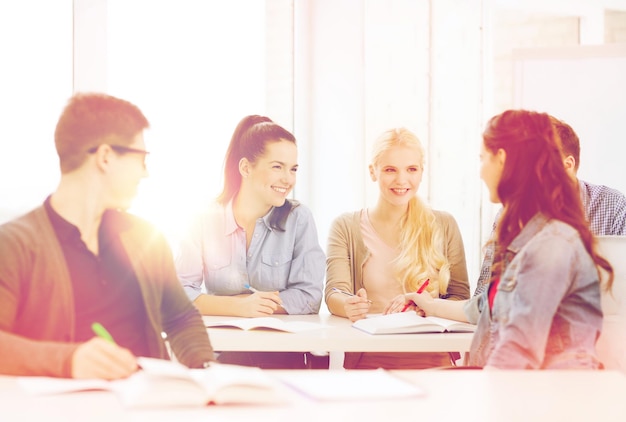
[370,128,451,296]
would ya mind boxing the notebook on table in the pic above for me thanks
[352,312,476,335]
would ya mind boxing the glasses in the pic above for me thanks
[88,144,150,168]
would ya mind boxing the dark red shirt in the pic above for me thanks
[45,197,150,357]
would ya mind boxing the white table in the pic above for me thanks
[3,370,625,422]
[203,314,474,368]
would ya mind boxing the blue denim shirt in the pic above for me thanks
[464,213,603,369]
[175,201,325,314]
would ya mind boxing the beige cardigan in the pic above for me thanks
[325,209,470,305]
[0,205,214,377]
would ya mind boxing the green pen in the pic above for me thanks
[91,322,116,344]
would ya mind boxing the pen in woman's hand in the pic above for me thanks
[244,283,259,293]
[244,284,285,308]
[401,279,430,312]
[331,287,373,304]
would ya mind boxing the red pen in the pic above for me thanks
[401,279,430,312]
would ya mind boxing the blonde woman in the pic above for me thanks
[325,128,469,369]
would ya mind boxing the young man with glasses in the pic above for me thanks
[0,93,214,379]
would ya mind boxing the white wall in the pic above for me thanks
[295,0,486,289]
[2,0,625,292]
[513,44,626,196]
[0,0,73,222]
[105,0,269,241]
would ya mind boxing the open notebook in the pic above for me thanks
[18,357,286,408]
[204,316,325,332]
[353,312,476,335]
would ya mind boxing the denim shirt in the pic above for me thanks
[175,201,325,314]
[464,213,603,369]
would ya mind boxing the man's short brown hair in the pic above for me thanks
[550,115,580,171]
[54,93,149,173]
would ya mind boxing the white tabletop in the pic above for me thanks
[203,313,474,353]
[3,370,625,422]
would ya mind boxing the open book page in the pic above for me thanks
[18,357,287,408]
[110,369,211,408]
[353,312,476,335]
[118,358,288,407]
[109,357,212,407]
[424,316,476,333]
[17,377,109,395]
[189,362,286,405]
[204,316,324,332]
[275,369,425,401]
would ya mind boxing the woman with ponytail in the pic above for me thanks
[175,115,325,368]
[406,110,614,369]
[325,127,470,369]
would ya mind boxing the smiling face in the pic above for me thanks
[241,139,298,209]
[370,144,423,208]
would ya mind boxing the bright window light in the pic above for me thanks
[107,0,267,243]
[0,1,72,223]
